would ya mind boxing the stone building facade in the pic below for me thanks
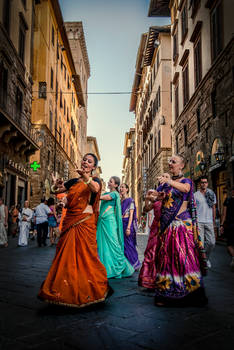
[30,1,89,206]
[149,0,234,215]
[122,128,136,199]
[129,33,147,217]
[65,22,90,159]
[0,0,39,208]
[143,27,172,191]
[129,26,172,216]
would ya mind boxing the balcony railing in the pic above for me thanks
[0,91,39,145]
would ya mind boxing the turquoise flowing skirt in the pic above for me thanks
[96,207,134,279]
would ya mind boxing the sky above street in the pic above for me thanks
[59,0,170,183]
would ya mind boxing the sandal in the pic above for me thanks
[155,302,165,307]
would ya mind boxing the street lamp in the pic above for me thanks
[214,147,225,163]
[199,159,206,173]
[154,39,160,48]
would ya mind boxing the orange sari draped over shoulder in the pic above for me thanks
[38,181,109,308]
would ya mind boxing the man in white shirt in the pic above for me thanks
[34,198,51,247]
[194,177,216,268]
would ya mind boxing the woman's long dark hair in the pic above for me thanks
[111,176,120,192]
[47,197,55,206]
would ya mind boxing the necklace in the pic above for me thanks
[172,173,184,180]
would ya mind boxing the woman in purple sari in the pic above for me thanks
[120,184,140,270]
[153,155,208,307]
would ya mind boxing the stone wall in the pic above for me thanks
[174,39,234,188]
[147,148,172,189]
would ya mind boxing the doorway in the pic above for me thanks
[212,170,228,217]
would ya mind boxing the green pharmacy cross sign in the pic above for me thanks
[30,161,41,172]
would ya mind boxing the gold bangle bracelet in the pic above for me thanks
[84,177,92,185]
[51,185,59,193]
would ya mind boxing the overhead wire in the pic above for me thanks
[32,90,169,95]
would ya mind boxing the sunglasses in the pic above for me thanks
[200,181,208,184]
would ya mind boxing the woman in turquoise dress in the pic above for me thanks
[96,176,135,279]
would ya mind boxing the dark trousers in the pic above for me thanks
[36,221,48,246]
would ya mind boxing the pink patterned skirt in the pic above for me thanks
[138,202,161,289]
[154,216,207,305]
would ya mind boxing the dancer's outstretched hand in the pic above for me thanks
[145,189,157,201]
[75,165,90,182]
[52,173,64,188]
[157,191,166,201]
[157,173,171,185]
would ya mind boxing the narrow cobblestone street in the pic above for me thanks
[0,235,234,350]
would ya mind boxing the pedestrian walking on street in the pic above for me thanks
[56,193,67,235]
[18,200,33,247]
[140,213,147,233]
[47,197,58,246]
[220,187,234,271]
[138,189,162,289]
[8,205,19,237]
[120,183,140,271]
[0,197,8,248]
[194,177,217,268]
[146,207,154,234]
[96,177,135,279]
[38,153,111,308]
[52,197,65,243]
[30,209,37,241]
[34,198,51,247]
[153,155,208,307]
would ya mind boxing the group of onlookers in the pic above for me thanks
[34,197,64,247]
[0,197,65,249]
[0,199,33,248]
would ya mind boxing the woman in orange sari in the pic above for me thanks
[38,153,111,308]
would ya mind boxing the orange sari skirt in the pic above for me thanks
[38,213,109,308]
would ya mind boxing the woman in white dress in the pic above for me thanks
[18,201,33,247]
[0,197,8,247]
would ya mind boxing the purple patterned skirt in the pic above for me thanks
[122,218,140,270]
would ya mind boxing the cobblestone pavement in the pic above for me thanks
[0,234,234,350]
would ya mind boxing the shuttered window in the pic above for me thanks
[211,2,223,61]
[194,35,202,87]
[182,63,189,106]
